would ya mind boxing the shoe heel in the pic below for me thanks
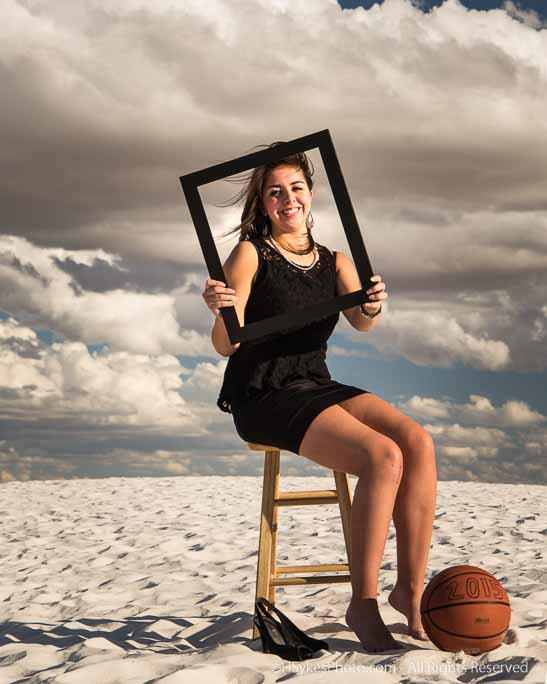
[254,596,327,661]
[257,597,329,652]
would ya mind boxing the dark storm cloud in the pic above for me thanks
[53,254,202,294]
[0,250,49,286]
[2,0,547,261]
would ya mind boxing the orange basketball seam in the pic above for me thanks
[423,622,510,640]
[422,600,511,615]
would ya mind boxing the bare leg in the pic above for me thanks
[335,393,438,641]
[345,470,405,652]
[298,404,405,652]
[388,431,437,640]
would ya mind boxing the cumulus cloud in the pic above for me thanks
[0,313,254,479]
[458,394,545,427]
[402,392,546,428]
[179,360,227,404]
[97,448,197,476]
[329,345,372,358]
[503,0,545,28]
[427,423,510,447]
[0,316,208,428]
[0,235,213,355]
[401,393,547,482]
[402,396,451,419]
[439,446,481,463]
[339,206,547,371]
[3,227,545,375]
[0,315,41,357]
[351,307,511,370]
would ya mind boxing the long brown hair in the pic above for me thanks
[217,142,316,256]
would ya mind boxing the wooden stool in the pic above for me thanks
[248,443,353,640]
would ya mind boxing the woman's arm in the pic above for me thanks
[211,241,259,356]
[334,251,383,332]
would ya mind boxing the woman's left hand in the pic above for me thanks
[363,274,388,314]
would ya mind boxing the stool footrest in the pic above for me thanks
[275,563,349,574]
[272,574,351,586]
[275,490,339,506]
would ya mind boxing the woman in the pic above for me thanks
[202,145,437,653]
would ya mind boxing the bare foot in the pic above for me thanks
[388,584,429,641]
[345,597,404,653]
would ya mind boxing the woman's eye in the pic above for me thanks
[269,186,304,197]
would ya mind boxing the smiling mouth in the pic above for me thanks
[281,207,301,217]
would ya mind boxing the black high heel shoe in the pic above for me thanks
[253,597,330,661]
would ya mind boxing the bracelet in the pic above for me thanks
[360,303,382,319]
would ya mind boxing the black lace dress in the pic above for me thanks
[217,236,370,455]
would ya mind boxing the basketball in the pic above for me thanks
[420,565,511,654]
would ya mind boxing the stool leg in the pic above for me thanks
[268,450,280,605]
[253,449,279,640]
[334,471,353,572]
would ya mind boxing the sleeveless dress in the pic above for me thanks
[217,236,370,455]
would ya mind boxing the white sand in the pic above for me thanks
[0,476,545,683]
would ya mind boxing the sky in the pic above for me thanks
[1,0,546,484]
[340,0,547,23]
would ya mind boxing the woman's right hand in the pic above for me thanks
[202,278,239,318]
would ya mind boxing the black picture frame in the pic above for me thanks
[179,129,375,344]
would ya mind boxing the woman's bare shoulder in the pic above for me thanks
[332,249,353,273]
[223,239,260,285]
[230,239,260,263]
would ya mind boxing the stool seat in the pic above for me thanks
[248,442,353,640]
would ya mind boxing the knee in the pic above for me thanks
[405,425,436,456]
[384,444,404,484]
[362,442,404,485]
[404,426,437,477]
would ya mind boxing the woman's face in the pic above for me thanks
[261,165,313,234]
